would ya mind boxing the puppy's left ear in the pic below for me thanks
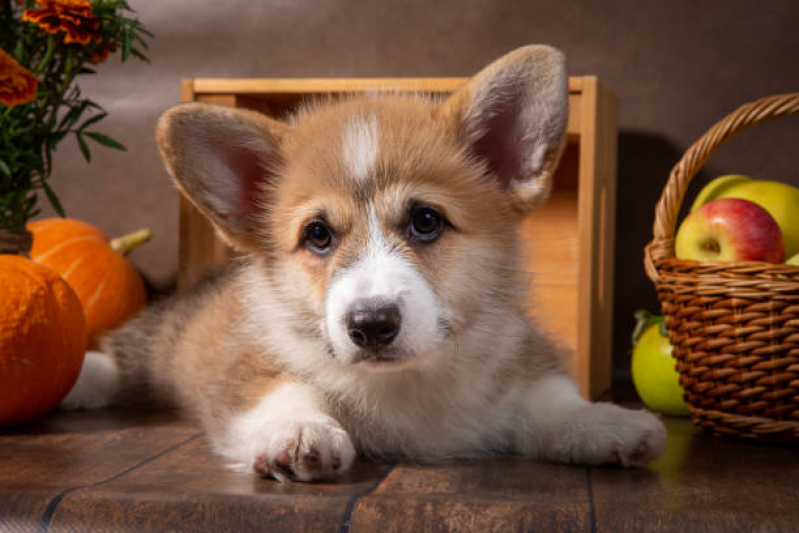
[156,103,289,252]
[436,45,568,212]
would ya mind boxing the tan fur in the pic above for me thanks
[101,266,286,434]
[72,46,666,481]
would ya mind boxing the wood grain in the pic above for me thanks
[2,409,797,531]
[192,76,585,96]
[48,439,393,532]
[349,459,592,532]
[575,77,618,399]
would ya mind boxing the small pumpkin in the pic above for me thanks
[0,255,86,426]
[28,218,151,349]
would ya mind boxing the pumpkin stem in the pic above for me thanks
[0,227,33,255]
[109,228,152,257]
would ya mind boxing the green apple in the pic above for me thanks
[691,174,751,208]
[787,252,799,265]
[691,175,799,258]
[631,311,689,417]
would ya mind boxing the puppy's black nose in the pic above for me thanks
[346,302,401,350]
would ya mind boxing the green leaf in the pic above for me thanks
[58,100,90,130]
[85,131,126,151]
[44,146,53,175]
[49,130,70,145]
[131,49,149,63]
[632,309,664,346]
[78,112,108,131]
[133,32,150,50]
[122,32,131,61]
[0,159,10,177]
[76,132,91,162]
[17,152,45,176]
[41,180,66,217]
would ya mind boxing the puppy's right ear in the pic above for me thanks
[435,46,568,213]
[156,103,288,252]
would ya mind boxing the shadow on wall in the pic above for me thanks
[611,130,722,392]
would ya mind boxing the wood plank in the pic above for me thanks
[0,488,63,531]
[180,79,194,104]
[192,76,586,95]
[0,409,197,490]
[522,194,579,357]
[0,408,199,530]
[48,437,392,533]
[593,80,618,399]
[3,409,796,532]
[351,498,590,532]
[575,76,617,399]
[231,83,581,138]
[349,460,592,532]
[177,197,233,292]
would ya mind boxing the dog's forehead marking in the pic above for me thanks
[342,114,379,183]
[366,202,392,257]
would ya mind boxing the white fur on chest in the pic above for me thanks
[333,367,521,459]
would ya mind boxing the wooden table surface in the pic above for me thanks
[1,406,797,532]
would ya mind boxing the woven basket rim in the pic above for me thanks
[645,239,799,286]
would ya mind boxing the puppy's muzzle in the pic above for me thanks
[346,300,401,352]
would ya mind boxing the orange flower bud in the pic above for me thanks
[91,43,116,64]
[0,49,38,108]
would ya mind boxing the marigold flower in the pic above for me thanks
[23,0,102,46]
[91,43,116,64]
[0,49,38,108]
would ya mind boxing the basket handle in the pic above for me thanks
[651,93,799,247]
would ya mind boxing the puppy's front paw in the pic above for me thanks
[557,403,667,468]
[249,418,355,482]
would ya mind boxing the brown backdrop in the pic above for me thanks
[40,0,799,383]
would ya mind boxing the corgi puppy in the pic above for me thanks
[62,46,667,482]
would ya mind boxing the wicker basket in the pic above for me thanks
[644,93,799,443]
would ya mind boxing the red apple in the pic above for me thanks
[675,198,784,263]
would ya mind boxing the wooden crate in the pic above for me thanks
[177,77,617,400]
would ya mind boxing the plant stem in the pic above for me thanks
[45,49,77,130]
[34,35,56,74]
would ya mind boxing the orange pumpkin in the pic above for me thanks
[28,218,108,253]
[28,218,151,349]
[0,255,86,426]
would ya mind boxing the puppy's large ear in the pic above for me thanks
[436,45,568,212]
[156,103,288,251]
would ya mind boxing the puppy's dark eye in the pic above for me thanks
[410,206,443,243]
[304,221,333,254]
